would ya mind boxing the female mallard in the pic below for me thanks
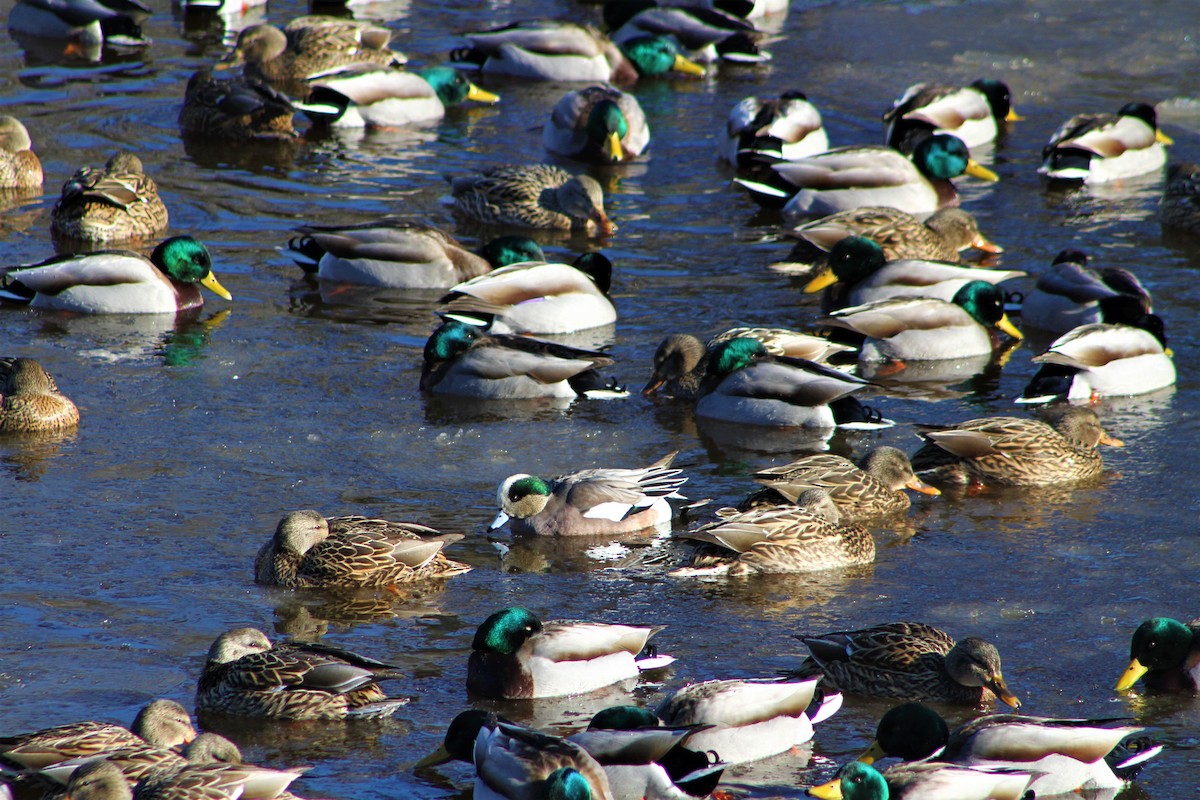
[737,133,998,219]
[1038,101,1173,183]
[51,152,168,245]
[253,510,471,590]
[1115,617,1200,693]
[195,626,408,720]
[179,68,297,141]
[909,407,1123,487]
[795,622,1021,708]
[438,252,616,334]
[451,20,705,83]
[420,319,621,400]
[721,91,828,166]
[489,452,689,536]
[1019,249,1152,334]
[7,0,150,49]
[808,760,1032,800]
[0,358,80,433]
[543,85,649,163]
[58,760,133,800]
[467,607,673,699]
[130,733,304,800]
[0,236,231,314]
[883,79,1021,149]
[655,676,841,765]
[603,1,771,64]
[297,65,499,129]
[1161,161,1200,234]
[451,164,614,234]
[0,700,194,770]
[0,116,42,189]
[224,17,405,89]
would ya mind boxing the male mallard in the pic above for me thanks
[748,447,939,522]
[438,253,616,334]
[0,236,231,314]
[795,622,1021,708]
[0,116,42,189]
[883,79,1021,149]
[195,627,408,720]
[1038,102,1173,183]
[544,85,649,164]
[467,607,673,700]
[1019,249,1152,334]
[131,733,305,800]
[179,68,297,141]
[224,17,405,90]
[604,1,770,64]
[656,676,842,764]
[909,407,1123,487]
[1161,161,1200,234]
[7,0,151,50]
[721,91,828,166]
[420,319,621,400]
[450,20,705,83]
[1115,617,1200,693]
[489,452,689,536]
[51,152,168,245]
[0,358,80,433]
[808,759,1032,800]
[0,700,194,770]
[737,133,998,219]
[297,65,499,129]
[253,510,471,590]
[451,164,614,234]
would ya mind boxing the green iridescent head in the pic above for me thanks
[472,607,543,654]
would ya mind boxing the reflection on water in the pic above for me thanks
[0,427,78,482]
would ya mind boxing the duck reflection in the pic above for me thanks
[491,527,674,574]
[269,583,453,638]
[23,307,228,365]
[0,426,78,482]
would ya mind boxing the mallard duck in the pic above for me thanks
[1038,102,1173,183]
[604,1,770,64]
[253,510,471,590]
[909,407,1123,487]
[737,133,998,219]
[808,759,1032,800]
[0,358,80,433]
[1019,249,1152,334]
[696,0,787,19]
[1115,617,1200,692]
[7,0,151,50]
[297,65,499,129]
[451,20,705,82]
[642,328,854,400]
[51,153,168,245]
[544,85,649,163]
[0,116,42,189]
[1,700,194,770]
[195,627,408,720]
[0,237,231,314]
[133,733,305,800]
[489,452,688,536]
[451,164,614,234]
[420,319,622,400]
[721,91,828,166]
[467,607,673,699]
[438,253,616,334]
[656,676,842,764]
[1161,161,1200,233]
[179,68,297,141]
[883,79,1021,149]
[795,622,1021,708]
[748,447,939,522]
[224,17,405,89]
[59,760,133,800]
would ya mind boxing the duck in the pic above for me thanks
[0,358,80,433]
[131,733,305,800]
[489,452,689,536]
[721,91,828,166]
[807,759,1032,800]
[420,319,622,400]
[543,85,649,164]
[0,116,42,189]
[655,676,842,764]
[603,1,771,64]
[1018,249,1153,334]
[1038,101,1173,183]
[297,65,500,129]
[747,447,939,523]
[0,236,232,314]
[467,606,673,700]
[7,0,151,50]
[450,20,705,83]
[450,164,615,235]
[736,133,998,219]
[195,626,408,720]
[437,252,616,334]
[50,152,168,245]
[253,510,472,590]
[58,759,134,800]
[856,702,1162,797]
[0,700,195,770]
[882,79,1021,150]
[909,407,1123,487]
[1161,161,1200,234]
[795,621,1021,708]
[1115,617,1200,693]
[695,0,787,19]
[179,68,298,141]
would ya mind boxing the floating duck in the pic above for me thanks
[179,69,297,141]
[721,91,828,165]
[0,358,80,433]
[51,152,168,245]
[0,116,42,189]
[883,79,1021,149]
[1019,249,1152,334]
[1038,101,1173,183]
[450,164,614,234]
[808,759,1032,800]
[603,1,770,64]
[1115,616,1200,693]
[544,85,649,163]
[297,65,500,128]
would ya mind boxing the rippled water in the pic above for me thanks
[3,1,1200,799]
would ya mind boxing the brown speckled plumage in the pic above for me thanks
[0,116,42,189]
[179,69,297,142]
[450,164,612,233]
[0,358,80,433]
[51,153,168,244]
